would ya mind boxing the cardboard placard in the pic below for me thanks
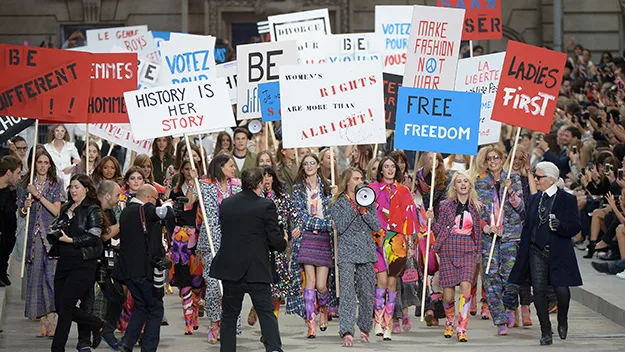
[454,52,505,145]
[375,5,414,75]
[438,0,502,40]
[268,9,331,64]
[88,122,152,155]
[279,61,386,148]
[237,41,298,120]
[491,41,566,133]
[259,81,281,122]
[394,87,481,155]
[257,21,271,43]
[384,73,403,130]
[0,44,92,121]
[403,5,465,90]
[324,33,385,64]
[0,116,34,144]
[88,53,137,123]
[124,78,235,140]
[216,61,237,105]
[86,26,159,63]
[158,34,216,86]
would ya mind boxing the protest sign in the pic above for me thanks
[324,33,384,64]
[268,9,331,63]
[216,61,237,105]
[0,44,92,121]
[403,5,464,90]
[237,41,298,120]
[88,53,137,123]
[438,0,502,40]
[257,21,271,43]
[280,61,386,148]
[394,87,481,155]
[259,81,281,122]
[0,116,34,144]
[375,6,413,75]
[86,26,159,63]
[152,31,171,56]
[89,122,152,155]
[158,34,216,85]
[384,73,402,130]
[491,41,566,133]
[124,78,235,140]
[454,52,504,145]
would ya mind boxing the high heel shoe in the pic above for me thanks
[583,241,597,258]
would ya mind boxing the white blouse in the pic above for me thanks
[45,141,80,189]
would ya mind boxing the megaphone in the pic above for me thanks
[248,120,263,134]
[355,184,376,207]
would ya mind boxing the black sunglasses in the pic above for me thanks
[533,172,548,179]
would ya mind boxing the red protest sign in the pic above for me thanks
[88,53,137,123]
[491,41,566,133]
[0,44,92,122]
[438,0,502,40]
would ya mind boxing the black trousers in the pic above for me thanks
[529,245,571,337]
[51,258,102,352]
[76,286,95,350]
[99,274,127,335]
[0,227,16,278]
[221,280,282,352]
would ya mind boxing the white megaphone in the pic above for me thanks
[355,184,376,207]
[248,120,263,134]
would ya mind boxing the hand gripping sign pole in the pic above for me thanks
[485,127,522,273]
[21,120,39,278]
[330,147,340,298]
[420,153,436,321]
[184,134,222,295]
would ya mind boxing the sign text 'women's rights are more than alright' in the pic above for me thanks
[279,61,386,148]
[268,9,331,64]
[394,87,481,155]
[454,52,505,145]
[491,41,566,133]
[123,78,234,140]
[403,5,464,90]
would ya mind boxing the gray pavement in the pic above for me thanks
[1,256,625,351]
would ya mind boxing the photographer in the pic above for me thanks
[96,180,126,349]
[0,155,22,287]
[115,184,174,352]
[49,174,106,352]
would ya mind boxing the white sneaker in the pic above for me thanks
[616,271,625,279]
[374,323,384,337]
[383,327,392,341]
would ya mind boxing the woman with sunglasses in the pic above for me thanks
[290,153,336,338]
[474,146,525,336]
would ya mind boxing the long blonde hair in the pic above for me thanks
[448,170,482,212]
[471,145,505,180]
[331,167,363,206]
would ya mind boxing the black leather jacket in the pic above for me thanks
[49,198,104,261]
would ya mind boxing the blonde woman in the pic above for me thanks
[426,171,483,342]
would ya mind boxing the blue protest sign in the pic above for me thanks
[393,87,481,155]
[259,81,281,122]
[152,31,171,56]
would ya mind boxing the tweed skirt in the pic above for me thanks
[297,231,333,267]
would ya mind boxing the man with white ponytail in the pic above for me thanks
[509,162,583,346]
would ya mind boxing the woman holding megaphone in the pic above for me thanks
[330,167,380,346]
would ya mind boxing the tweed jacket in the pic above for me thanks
[432,199,484,255]
[330,194,380,265]
[291,178,333,233]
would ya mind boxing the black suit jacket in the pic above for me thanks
[209,189,286,283]
[509,188,583,287]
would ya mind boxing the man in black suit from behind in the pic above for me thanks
[210,167,288,352]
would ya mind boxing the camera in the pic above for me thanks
[47,218,69,245]
[572,145,578,154]
[173,196,189,225]
[152,267,167,298]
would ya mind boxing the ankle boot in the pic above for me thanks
[317,290,329,331]
[383,291,397,341]
[304,289,317,338]
[521,305,533,326]
[374,287,386,336]
[584,240,597,258]
[443,301,455,338]
[457,294,472,342]
[273,300,281,318]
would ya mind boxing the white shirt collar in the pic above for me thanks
[129,197,144,205]
[545,184,558,197]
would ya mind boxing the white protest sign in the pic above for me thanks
[237,41,299,120]
[375,6,413,75]
[403,5,464,89]
[268,9,330,64]
[216,61,237,105]
[280,61,386,148]
[88,123,152,155]
[86,26,159,63]
[158,34,216,85]
[109,45,160,90]
[124,79,235,140]
[324,33,385,64]
[454,52,505,145]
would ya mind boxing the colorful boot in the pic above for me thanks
[317,290,330,332]
[481,300,490,320]
[273,300,281,318]
[373,287,386,337]
[443,301,455,339]
[181,287,194,335]
[401,313,412,332]
[247,307,258,326]
[521,305,533,326]
[192,291,200,330]
[507,310,517,328]
[207,322,219,344]
[383,291,397,341]
[37,315,48,337]
[470,284,478,316]
[304,289,317,338]
[457,294,472,342]
[392,319,401,333]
